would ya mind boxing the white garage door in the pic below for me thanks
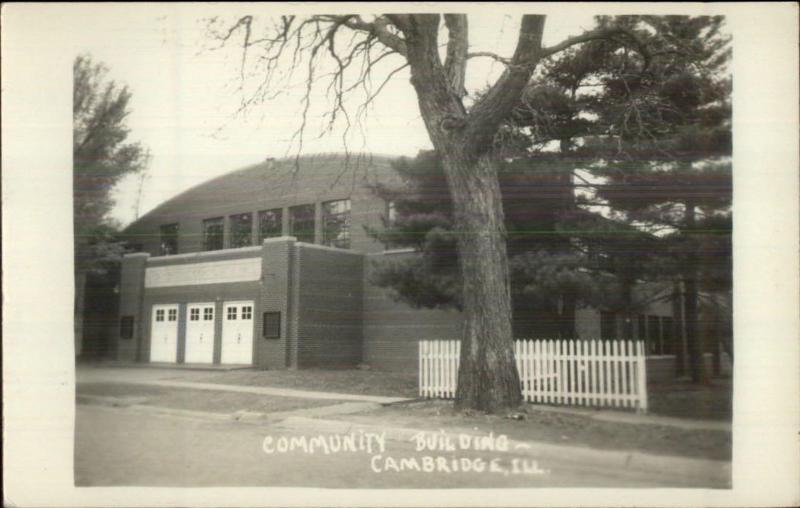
[150,304,179,363]
[185,303,215,364]
[221,301,254,365]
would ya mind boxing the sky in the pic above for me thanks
[66,5,600,227]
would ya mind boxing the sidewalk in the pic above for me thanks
[531,403,731,432]
[77,366,409,404]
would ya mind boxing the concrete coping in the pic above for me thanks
[146,245,262,263]
[123,252,150,258]
[368,248,417,256]
[294,241,364,256]
[261,236,297,244]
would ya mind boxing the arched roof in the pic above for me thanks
[125,153,400,233]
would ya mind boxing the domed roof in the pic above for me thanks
[126,153,399,232]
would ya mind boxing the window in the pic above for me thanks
[648,315,661,354]
[203,217,224,251]
[322,199,351,249]
[168,308,177,321]
[387,200,397,224]
[159,223,179,256]
[289,204,315,243]
[263,312,281,339]
[120,316,134,339]
[637,314,647,340]
[258,208,283,242]
[661,316,674,355]
[203,307,214,321]
[621,316,634,340]
[600,311,617,341]
[227,306,237,320]
[155,309,165,322]
[229,212,253,248]
[190,308,200,321]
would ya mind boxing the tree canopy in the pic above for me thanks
[73,54,149,272]
[366,15,731,375]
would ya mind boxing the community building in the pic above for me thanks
[110,153,681,372]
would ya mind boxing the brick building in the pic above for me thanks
[111,153,679,371]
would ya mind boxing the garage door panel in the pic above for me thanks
[150,304,179,363]
[185,303,215,364]
[221,301,254,365]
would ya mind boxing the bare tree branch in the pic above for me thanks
[443,14,468,98]
[540,26,651,68]
[341,15,408,56]
[466,51,511,65]
[464,15,546,150]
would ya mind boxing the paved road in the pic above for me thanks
[75,404,692,488]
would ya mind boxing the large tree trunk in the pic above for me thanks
[672,280,687,376]
[74,268,87,357]
[444,154,522,412]
[684,202,706,383]
[399,14,543,412]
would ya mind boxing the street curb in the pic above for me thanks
[276,416,731,487]
[528,404,732,432]
[77,396,235,421]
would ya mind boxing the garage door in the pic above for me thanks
[150,304,179,363]
[221,301,254,365]
[185,303,215,364]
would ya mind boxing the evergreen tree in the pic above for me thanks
[368,15,731,381]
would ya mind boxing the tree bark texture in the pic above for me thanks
[672,280,687,376]
[446,155,522,412]
[683,202,706,383]
[75,269,87,356]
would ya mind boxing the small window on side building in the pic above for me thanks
[229,212,253,248]
[648,315,662,354]
[159,223,179,255]
[258,208,283,242]
[263,312,281,339]
[322,199,351,249]
[289,204,315,243]
[203,217,224,251]
[120,316,134,339]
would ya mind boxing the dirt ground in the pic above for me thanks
[168,368,420,398]
[647,378,732,421]
[77,382,348,414]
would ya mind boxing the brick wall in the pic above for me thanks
[294,244,365,368]
[257,238,294,369]
[116,253,148,361]
[362,251,462,371]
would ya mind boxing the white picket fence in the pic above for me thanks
[419,339,648,412]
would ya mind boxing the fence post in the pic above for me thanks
[637,340,649,413]
[566,340,573,405]
[419,341,424,397]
